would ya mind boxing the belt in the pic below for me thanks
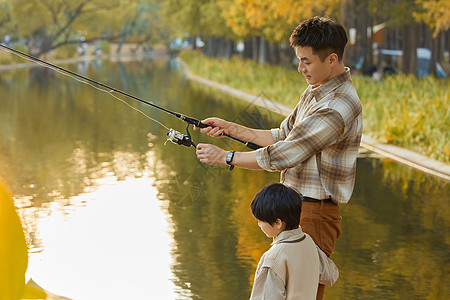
[301,196,334,204]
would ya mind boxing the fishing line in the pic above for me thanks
[0,45,170,130]
[0,43,262,151]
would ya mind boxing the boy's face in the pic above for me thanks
[295,46,335,87]
[257,219,284,238]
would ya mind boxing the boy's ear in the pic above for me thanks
[275,218,285,229]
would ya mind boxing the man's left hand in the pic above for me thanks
[196,143,228,166]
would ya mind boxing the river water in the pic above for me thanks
[0,57,448,300]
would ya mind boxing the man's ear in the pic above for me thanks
[328,53,339,66]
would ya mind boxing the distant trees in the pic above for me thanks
[115,1,165,54]
[413,0,450,75]
[0,0,165,57]
[159,0,237,58]
[1,0,448,77]
[160,0,449,77]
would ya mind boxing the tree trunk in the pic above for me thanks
[216,37,225,57]
[223,39,234,59]
[257,38,275,65]
[401,23,418,75]
[252,36,260,61]
[340,0,352,65]
[116,34,126,54]
[258,38,267,65]
[204,36,218,57]
[270,43,280,64]
[430,31,439,77]
[353,0,367,72]
[243,38,253,59]
[360,7,372,74]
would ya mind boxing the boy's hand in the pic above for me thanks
[196,143,228,166]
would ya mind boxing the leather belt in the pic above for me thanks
[301,195,334,204]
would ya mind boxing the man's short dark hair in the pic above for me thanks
[251,183,301,230]
[289,16,348,62]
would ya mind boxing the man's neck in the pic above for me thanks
[333,64,347,78]
[313,63,346,88]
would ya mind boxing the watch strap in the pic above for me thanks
[226,150,235,171]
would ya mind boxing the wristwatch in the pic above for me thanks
[226,150,235,171]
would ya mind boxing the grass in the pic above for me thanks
[179,50,449,163]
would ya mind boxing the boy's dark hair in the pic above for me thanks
[289,16,348,62]
[251,183,301,230]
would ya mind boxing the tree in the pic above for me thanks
[160,0,236,58]
[414,0,450,36]
[221,0,341,64]
[0,1,13,39]
[8,0,144,57]
[115,1,166,54]
[413,0,450,76]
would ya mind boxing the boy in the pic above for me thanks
[250,183,319,300]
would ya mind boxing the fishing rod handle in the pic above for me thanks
[243,141,262,150]
[222,133,262,150]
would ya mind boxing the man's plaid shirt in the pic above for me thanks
[255,68,363,204]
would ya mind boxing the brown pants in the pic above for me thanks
[300,201,342,300]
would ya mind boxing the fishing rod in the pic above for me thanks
[0,43,262,151]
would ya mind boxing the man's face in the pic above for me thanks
[295,46,333,86]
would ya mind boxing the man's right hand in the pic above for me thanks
[195,117,274,147]
[194,117,230,138]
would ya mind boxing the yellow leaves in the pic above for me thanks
[220,0,342,42]
[0,178,28,300]
[21,279,48,299]
[241,0,270,29]
[384,136,395,142]
[0,178,53,299]
[269,0,311,24]
[414,0,450,36]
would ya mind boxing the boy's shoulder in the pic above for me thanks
[262,232,318,266]
[259,232,319,282]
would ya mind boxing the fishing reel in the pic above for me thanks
[166,126,196,148]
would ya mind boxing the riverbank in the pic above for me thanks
[0,43,168,71]
[178,58,450,181]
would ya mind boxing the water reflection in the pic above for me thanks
[329,153,450,299]
[22,177,176,300]
[0,58,449,299]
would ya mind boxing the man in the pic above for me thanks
[195,16,362,299]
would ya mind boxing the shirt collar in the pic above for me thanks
[271,227,304,245]
[310,67,351,102]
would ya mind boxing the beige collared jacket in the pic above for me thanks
[250,227,320,300]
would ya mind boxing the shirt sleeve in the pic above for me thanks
[250,267,286,300]
[255,108,345,171]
